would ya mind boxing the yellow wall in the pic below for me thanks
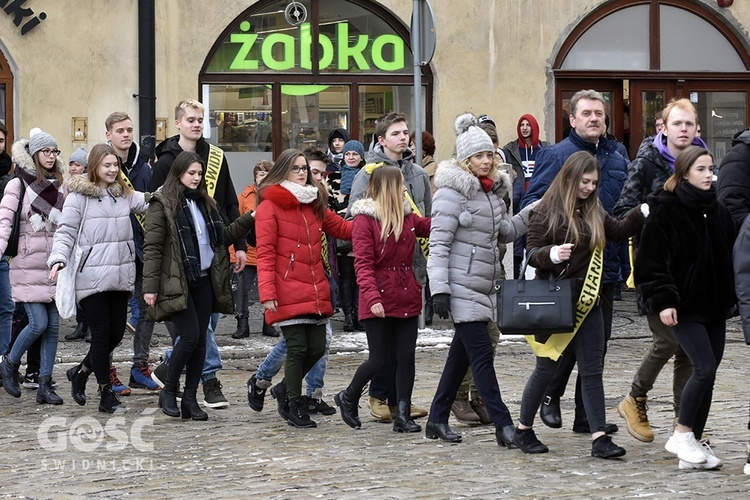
[0,0,747,163]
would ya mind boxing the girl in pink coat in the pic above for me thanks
[0,131,66,404]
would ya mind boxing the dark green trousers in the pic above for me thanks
[281,323,327,403]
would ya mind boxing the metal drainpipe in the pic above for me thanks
[137,0,156,160]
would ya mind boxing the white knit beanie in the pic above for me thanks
[454,113,494,162]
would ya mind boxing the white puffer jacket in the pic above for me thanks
[427,160,532,323]
[48,175,148,303]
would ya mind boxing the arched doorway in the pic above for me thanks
[0,46,14,144]
[200,0,433,190]
[554,0,750,161]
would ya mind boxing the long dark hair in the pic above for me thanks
[161,151,217,214]
[536,151,605,251]
[260,148,328,219]
[664,145,711,192]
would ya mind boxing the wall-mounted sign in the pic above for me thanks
[0,0,46,35]
[227,21,405,72]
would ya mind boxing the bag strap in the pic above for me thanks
[518,247,541,282]
[74,198,89,245]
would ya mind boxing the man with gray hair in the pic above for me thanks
[521,89,628,435]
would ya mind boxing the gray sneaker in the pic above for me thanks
[203,378,229,408]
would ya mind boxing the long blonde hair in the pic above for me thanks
[366,165,404,242]
[537,151,605,251]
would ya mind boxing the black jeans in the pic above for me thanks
[519,306,607,433]
[429,321,513,428]
[80,291,130,385]
[544,282,614,422]
[673,319,725,439]
[349,316,418,402]
[166,276,213,394]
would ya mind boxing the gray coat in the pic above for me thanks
[427,160,532,323]
[48,175,148,303]
[348,144,432,284]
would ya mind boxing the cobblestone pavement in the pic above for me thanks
[2,290,750,498]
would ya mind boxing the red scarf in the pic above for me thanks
[479,176,493,193]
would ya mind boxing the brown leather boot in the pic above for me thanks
[451,390,481,424]
[470,395,492,425]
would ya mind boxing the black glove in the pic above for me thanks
[432,293,451,320]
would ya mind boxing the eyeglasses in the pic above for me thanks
[291,165,309,174]
[40,148,61,157]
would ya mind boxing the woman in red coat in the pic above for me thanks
[255,149,352,428]
[335,165,430,433]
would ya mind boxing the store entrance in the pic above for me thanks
[0,47,13,142]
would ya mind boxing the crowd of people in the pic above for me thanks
[1,89,750,473]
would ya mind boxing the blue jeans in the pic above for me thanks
[165,312,222,384]
[0,256,14,356]
[256,321,332,397]
[8,302,59,377]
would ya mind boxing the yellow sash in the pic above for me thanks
[524,246,603,361]
[120,173,146,229]
[205,144,224,199]
[626,237,636,288]
[364,161,429,257]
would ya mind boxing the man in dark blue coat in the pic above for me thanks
[521,89,628,434]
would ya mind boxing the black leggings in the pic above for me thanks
[349,316,418,402]
[80,291,129,385]
[166,276,213,394]
[519,306,606,433]
[673,319,725,439]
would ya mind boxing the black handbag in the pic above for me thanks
[497,248,576,335]
[4,176,26,257]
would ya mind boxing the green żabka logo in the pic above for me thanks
[228,21,405,72]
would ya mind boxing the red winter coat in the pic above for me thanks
[350,198,431,320]
[255,183,352,324]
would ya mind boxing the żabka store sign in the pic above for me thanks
[223,21,406,73]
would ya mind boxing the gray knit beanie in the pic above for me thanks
[27,129,58,157]
[68,147,89,169]
[342,140,365,160]
[454,113,494,162]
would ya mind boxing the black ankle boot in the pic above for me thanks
[540,395,562,428]
[425,421,462,442]
[1,357,21,398]
[66,363,90,406]
[65,322,88,341]
[334,388,361,429]
[231,316,250,339]
[513,427,549,454]
[591,434,626,459]
[288,399,317,428]
[99,384,126,413]
[262,320,280,337]
[37,375,63,405]
[270,379,290,420]
[393,400,421,433]
[181,390,209,421]
[159,387,180,417]
[496,424,516,449]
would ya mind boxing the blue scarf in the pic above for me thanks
[339,164,360,195]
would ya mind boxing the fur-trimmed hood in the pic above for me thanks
[67,174,126,198]
[349,197,413,219]
[434,159,512,200]
[261,182,319,209]
[11,138,65,177]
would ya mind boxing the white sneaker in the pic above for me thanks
[678,441,722,470]
[665,430,707,464]
[744,459,750,475]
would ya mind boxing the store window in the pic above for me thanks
[0,47,13,143]
[200,0,432,192]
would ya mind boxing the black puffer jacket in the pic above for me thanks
[613,136,672,219]
[733,214,750,343]
[717,129,750,229]
[635,187,736,323]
